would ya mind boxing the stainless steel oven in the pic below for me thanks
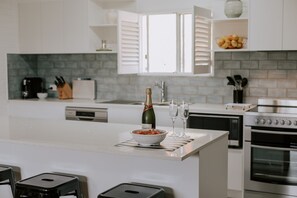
[244,99,297,198]
[188,113,243,148]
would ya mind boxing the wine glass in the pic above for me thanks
[168,99,178,137]
[179,101,190,139]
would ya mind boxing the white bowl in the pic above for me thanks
[37,92,48,100]
[131,129,167,146]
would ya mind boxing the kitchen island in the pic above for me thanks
[0,117,228,198]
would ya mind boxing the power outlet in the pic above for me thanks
[49,84,57,91]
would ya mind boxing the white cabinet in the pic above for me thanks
[283,0,297,50]
[18,2,42,52]
[88,0,119,52]
[249,0,283,50]
[249,0,297,50]
[18,0,134,53]
[228,149,243,196]
[41,1,63,53]
[18,0,89,53]
[213,18,248,51]
[210,0,249,52]
[63,0,89,52]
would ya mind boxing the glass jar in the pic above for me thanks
[224,0,243,18]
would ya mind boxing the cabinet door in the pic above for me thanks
[18,2,42,53]
[249,0,283,50]
[283,0,297,50]
[19,0,88,53]
[41,1,63,53]
[228,149,243,191]
[117,11,140,74]
[63,0,88,52]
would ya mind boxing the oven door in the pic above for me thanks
[245,127,297,196]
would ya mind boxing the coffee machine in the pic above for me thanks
[21,77,43,99]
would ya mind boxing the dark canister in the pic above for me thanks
[233,89,243,103]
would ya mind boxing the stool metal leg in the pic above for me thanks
[0,167,16,197]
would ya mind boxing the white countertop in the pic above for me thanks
[1,117,228,161]
[9,98,255,115]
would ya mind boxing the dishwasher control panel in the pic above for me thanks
[65,106,108,122]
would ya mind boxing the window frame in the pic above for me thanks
[140,12,194,75]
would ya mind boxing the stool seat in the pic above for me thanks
[98,183,165,198]
[15,173,82,198]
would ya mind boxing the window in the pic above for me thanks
[117,8,213,75]
[141,13,193,74]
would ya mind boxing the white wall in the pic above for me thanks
[0,0,19,117]
[137,0,192,13]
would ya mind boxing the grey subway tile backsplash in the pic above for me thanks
[268,51,287,60]
[223,60,241,69]
[288,52,297,60]
[259,61,278,70]
[7,51,297,104]
[231,52,250,60]
[267,70,287,79]
[277,61,297,70]
[268,88,287,98]
[249,52,268,60]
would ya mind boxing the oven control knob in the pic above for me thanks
[255,119,259,124]
[287,120,292,126]
[274,120,279,125]
[280,120,285,125]
[267,119,272,125]
[294,121,297,126]
[260,119,266,124]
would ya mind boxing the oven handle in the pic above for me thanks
[251,144,297,151]
[252,129,297,136]
[189,114,239,119]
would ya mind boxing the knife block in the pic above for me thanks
[57,83,72,99]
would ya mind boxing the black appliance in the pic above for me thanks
[188,113,243,148]
[21,77,43,99]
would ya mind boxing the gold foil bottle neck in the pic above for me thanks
[146,88,152,95]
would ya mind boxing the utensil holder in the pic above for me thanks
[57,83,72,99]
[233,90,243,103]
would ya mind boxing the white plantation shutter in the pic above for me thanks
[193,6,213,75]
[118,11,141,74]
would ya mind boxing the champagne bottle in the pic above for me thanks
[142,88,156,129]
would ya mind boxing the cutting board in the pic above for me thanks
[72,80,95,99]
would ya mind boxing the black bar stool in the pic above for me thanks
[0,165,16,197]
[15,172,82,198]
[98,183,165,198]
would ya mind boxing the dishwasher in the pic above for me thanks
[65,106,108,122]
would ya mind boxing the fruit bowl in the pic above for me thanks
[216,34,247,49]
[131,129,168,146]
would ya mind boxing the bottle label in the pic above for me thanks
[143,104,153,112]
[142,123,152,129]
